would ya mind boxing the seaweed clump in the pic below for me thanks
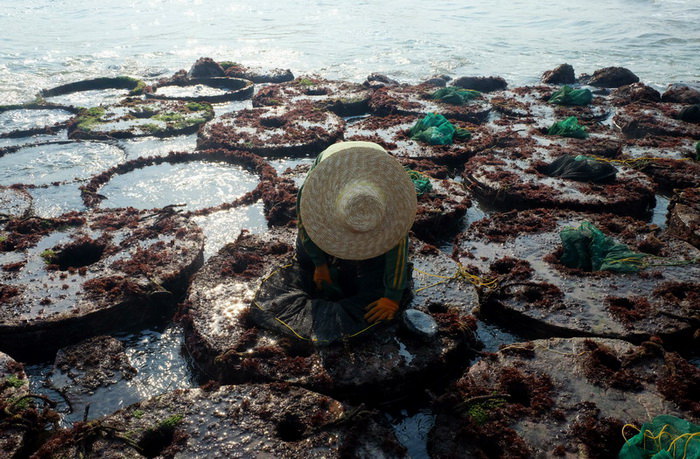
[581,339,643,391]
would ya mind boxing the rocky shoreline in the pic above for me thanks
[0,57,698,457]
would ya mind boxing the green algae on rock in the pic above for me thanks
[68,99,214,140]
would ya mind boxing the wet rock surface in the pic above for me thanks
[0,208,204,360]
[253,76,371,116]
[147,77,253,103]
[429,337,699,458]
[183,230,480,400]
[662,84,700,104]
[464,137,656,216]
[68,99,214,140]
[668,187,700,248]
[197,101,345,156]
[344,113,494,163]
[35,383,407,458]
[0,351,30,457]
[0,186,32,219]
[620,137,700,190]
[456,209,700,342]
[586,66,640,88]
[40,76,146,108]
[541,64,576,85]
[453,76,508,93]
[223,62,294,83]
[369,84,492,123]
[614,102,700,139]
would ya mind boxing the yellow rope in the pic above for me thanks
[413,261,498,293]
[589,155,692,167]
[622,423,700,459]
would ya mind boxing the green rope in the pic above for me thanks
[405,168,433,197]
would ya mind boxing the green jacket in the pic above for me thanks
[296,152,410,302]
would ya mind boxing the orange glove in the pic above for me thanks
[364,297,399,323]
[313,264,332,290]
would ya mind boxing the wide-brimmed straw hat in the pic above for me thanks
[300,141,417,260]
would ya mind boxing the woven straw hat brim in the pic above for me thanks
[300,142,417,260]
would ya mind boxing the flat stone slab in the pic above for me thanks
[182,229,480,400]
[147,77,253,103]
[621,137,700,189]
[0,208,204,360]
[668,187,700,248]
[253,77,372,116]
[0,351,30,457]
[197,101,345,157]
[456,209,700,342]
[429,337,699,457]
[463,139,656,217]
[487,85,611,124]
[35,383,407,457]
[223,62,294,83]
[369,84,492,123]
[0,186,32,218]
[344,114,495,163]
[614,102,700,139]
[68,100,214,140]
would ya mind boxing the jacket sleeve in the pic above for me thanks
[383,235,409,302]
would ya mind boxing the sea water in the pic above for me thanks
[1,0,699,104]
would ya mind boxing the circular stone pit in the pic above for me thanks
[456,209,700,343]
[0,208,204,361]
[68,99,214,140]
[40,76,146,109]
[0,141,126,187]
[253,76,372,116]
[182,229,480,401]
[197,101,345,157]
[0,186,32,219]
[429,337,699,458]
[369,84,492,123]
[614,102,700,139]
[35,383,407,457]
[463,139,656,216]
[621,137,700,189]
[147,77,253,103]
[667,187,700,249]
[0,105,77,139]
[344,114,495,164]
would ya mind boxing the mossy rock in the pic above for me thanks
[68,100,214,139]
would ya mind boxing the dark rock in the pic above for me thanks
[455,209,700,342]
[223,63,294,83]
[363,73,399,88]
[35,384,408,457]
[197,101,345,157]
[678,104,700,123]
[0,208,204,360]
[541,64,576,84]
[401,309,438,341]
[662,85,700,104]
[588,66,639,88]
[422,75,451,87]
[429,337,699,457]
[453,76,507,93]
[187,57,225,79]
[610,82,661,105]
[614,102,700,139]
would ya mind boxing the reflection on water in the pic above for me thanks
[99,160,259,211]
[193,203,267,260]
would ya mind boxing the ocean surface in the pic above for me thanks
[1,0,699,104]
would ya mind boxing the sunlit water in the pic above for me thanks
[1,0,699,105]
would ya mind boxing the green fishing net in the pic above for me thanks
[405,168,433,196]
[619,415,699,459]
[542,154,617,182]
[431,86,481,105]
[559,222,646,273]
[409,113,471,145]
[548,116,588,139]
[548,85,593,106]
